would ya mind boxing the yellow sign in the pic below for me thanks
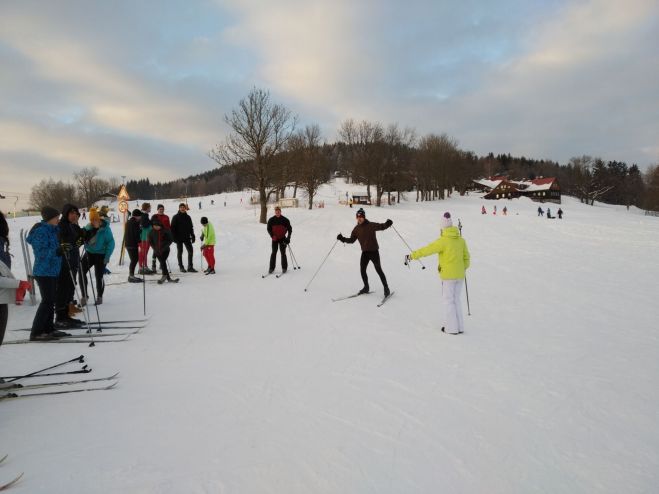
[118,201,128,213]
[118,185,130,201]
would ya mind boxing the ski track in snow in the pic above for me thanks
[1,182,658,493]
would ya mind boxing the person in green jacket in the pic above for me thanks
[200,216,216,275]
[408,212,470,335]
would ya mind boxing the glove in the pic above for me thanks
[200,233,204,241]
[103,265,111,274]
[336,234,345,242]
[284,237,290,245]
[385,219,393,227]
[191,235,196,244]
[75,236,84,247]
[15,280,31,305]
[404,254,411,265]
[58,242,72,255]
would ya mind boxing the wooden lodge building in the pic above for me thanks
[473,176,562,204]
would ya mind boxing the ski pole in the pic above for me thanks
[79,250,102,335]
[392,225,425,269]
[288,244,300,270]
[4,355,84,383]
[142,249,147,316]
[465,275,471,316]
[304,239,339,292]
[66,249,95,346]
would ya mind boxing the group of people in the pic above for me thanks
[537,206,563,219]
[2,199,474,345]
[124,202,217,281]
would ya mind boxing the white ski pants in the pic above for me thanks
[442,279,464,334]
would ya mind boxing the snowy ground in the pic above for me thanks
[1,181,658,493]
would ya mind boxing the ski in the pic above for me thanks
[0,368,92,380]
[5,335,130,345]
[157,277,179,284]
[13,324,145,332]
[261,272,274,278]
[0,472,23,491]
[331,291,374,302]
[0,454,6,465]
[377,291,395,307]
[275,272,287,278]
[0,382,117,401]
[94,318,149,324]
[1,373,119,391]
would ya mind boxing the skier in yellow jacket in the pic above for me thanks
[407,212,470,335]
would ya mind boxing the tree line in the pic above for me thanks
[29,88,659,219]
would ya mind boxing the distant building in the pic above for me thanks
[351,193,372,205]
[473,176,561,204]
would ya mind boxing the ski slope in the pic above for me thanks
[1,181,658,493]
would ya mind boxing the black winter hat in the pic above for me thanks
[157,204,164,210]
[131,209,142,217]
[61,203,80,217]
[356,208,366,218]
[200,216,208,225]
[41,206,60,222]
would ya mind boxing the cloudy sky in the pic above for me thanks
[1,0,658,207]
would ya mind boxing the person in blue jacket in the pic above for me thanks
[27,206,64,340]
[81,207,115,305]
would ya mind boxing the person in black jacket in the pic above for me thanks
[148,217,177,284]
[170,203,197,273]
[266,206,292,274]
[124,209,143,282]
[55,203,84,328]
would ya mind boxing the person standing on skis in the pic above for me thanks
[266,206,292,274]
[336,208,392,297]
[407,212,470,335]
[148,217,176,284]
[170,203,197,273]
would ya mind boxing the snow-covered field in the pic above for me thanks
[1,180,658,493]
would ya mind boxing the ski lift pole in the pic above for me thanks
[392,225,425,269]
[303,239,339,292]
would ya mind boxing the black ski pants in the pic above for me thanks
[269,241,288,271]
[0,304,7,346]
[56,258,77,321]
[81,252,105,298]
[126,247,138,277]
[31,276,57,337]
[360,251,388,290]
[176,240,193,268]
[156,249,170,277]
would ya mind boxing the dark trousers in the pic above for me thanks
[360,251,388,290]
[81,252,105,298]
[176,240,193,268]
[0,304,7,346]
[31,276,57,337]
[127,247,139,276]
[269,241,288,271]
[156,249,170,277]
[56,261,77,321]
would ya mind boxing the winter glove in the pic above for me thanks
[103,265,111,274]
[75,236,84,247]
[336,234,345,242]
[404,254,411,265]
[384,219,393,227]
[191,234,196,244]
[284,237,290,244]
[15,280,31,305]
[57,242,72,255]
[200,233,204,241]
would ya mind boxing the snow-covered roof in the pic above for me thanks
[520,178,556,192]
[473,179,503,189]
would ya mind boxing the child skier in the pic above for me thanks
[200,217,216,275]
[148,217,177,284]
[81,207,115,305]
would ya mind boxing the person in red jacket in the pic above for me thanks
[266,206,292,274]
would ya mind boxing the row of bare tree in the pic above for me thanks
[30,168,119,211]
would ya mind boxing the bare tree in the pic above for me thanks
[292,124,330,209]
[74,167,110,207]
[30,179,78,210]
[210,88,297,223]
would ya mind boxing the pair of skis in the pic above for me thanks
[0,456,23,491]
[18,228,36,305]
[331,290,395,307]
[261,271,287,279]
